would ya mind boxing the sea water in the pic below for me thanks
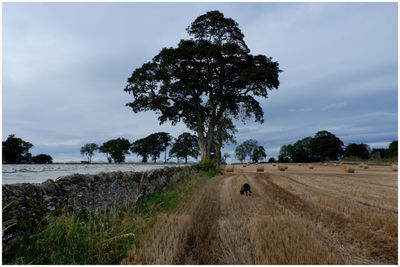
[2,163,188,184]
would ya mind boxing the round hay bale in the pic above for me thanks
[308,165,314,169]
[243,165,247,167]
[333,163,338,166]
[298,163,302,166]
[344,166,355,173]
[278,165,287,171]
[392,165,398,171]
[272,163,276,166]
[225,165,234,172]
[363,164,369,169]
[319,162,323,165]
[256,165,264,172]
[323,163,328,166]
[359,163,365,168]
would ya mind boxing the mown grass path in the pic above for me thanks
[123,164,397,264]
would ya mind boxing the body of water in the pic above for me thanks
[2,163,189,184]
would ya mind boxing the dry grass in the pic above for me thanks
[122,163,397,265]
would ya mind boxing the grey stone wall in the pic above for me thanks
[2,165,198,254]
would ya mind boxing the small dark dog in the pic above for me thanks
[240,183,252,196]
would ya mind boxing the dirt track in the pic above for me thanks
[123,164,398,264]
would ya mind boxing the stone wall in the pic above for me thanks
[2,165,198,254]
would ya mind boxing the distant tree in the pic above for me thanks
[268,157,276,163]
[371,148,388,159]
[99,138,130,163]
[157,132,173,163]
[169,133,200,163]
[388,140,398,158]
[235,144,247,163]
[80,143,98,163]
[124,10,281,160]
[344,143,371,159]
[291,137,317,162]
[240,139,258,162]
[131,137,151,163]
[31,154,53,164]
[252,145,266,163]
[2,134,34,164]
[278,144,294,162]
[310,131,344,161]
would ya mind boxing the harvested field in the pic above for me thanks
[122,163,398,264]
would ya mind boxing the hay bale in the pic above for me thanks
[333,163,338,166]
[298,163,302,166]
[308,165,314,169]
[272,163,276,167]
[278,165,287,171]
[392,165,398,171]
[225,165,234,172]
[319,162,323,165]
[359,163,365,168]
[243,165,247,167]
[363,164,369,169]
[256,165,264,172]
[344,166,355,173]
[323,163,328,166]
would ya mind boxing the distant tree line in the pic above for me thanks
[2,134,53,164]
[81,132,200,164]
[277,130,397,162]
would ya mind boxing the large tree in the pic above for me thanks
[169,132,200,163]
[388,140,398,158]
[252,145,267,163]
[2,134,34,164]
[124,11,281,160]
[31,154,53,164]
[310,131,344,161]
[99,138,130,163]
[80,143,99,163]
[344,143,371,159]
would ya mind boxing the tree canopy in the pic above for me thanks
[279,131,344,162]
[344,143,371,159]
[235,139,263,163]
[169,132,200,163]
[31,154,53,164]
[80,143,99,163]
[125,10,281,160]
[2,134,34,164]
[99,138,130,163]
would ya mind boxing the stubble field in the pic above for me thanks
[122,163,398,264]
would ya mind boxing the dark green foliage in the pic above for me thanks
[388,140,398,158]
[80,143,98,163]
[99,138,130,163]
[235,144,247,163]
[310,131,344,161]
[371,140,398,159]
[124,10,281,159]
[131,132,172,163]
[169,132,200,163]
[279,131,344,162]
[252,145,267,163]
[344,143,371,159]
[2,134,34,163]
[198,158,216,171]
[268,157,276,163]
[31,154,53,164]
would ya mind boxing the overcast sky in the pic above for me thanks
[2,2,398,163]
